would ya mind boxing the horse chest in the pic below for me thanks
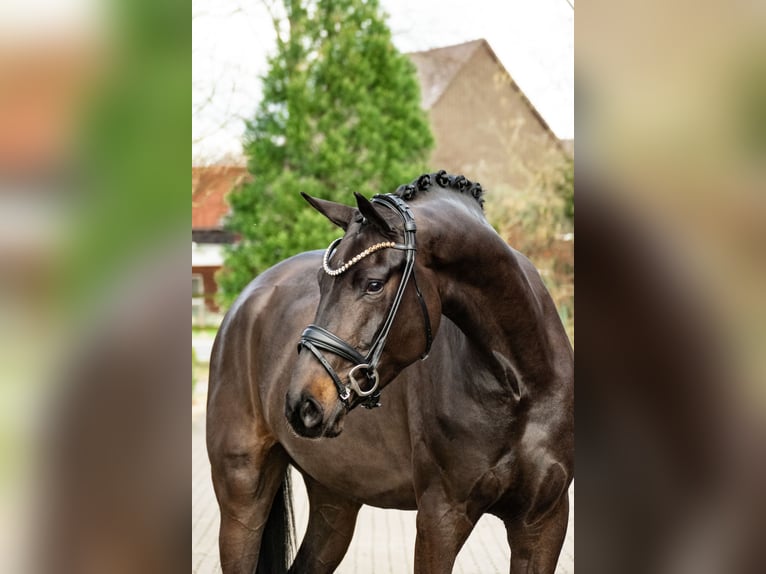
[280,405,419,508]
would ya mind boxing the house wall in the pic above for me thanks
[426,45,566,200]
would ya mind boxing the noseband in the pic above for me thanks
[298,194,433,410]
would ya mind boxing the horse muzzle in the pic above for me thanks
[285,363,349,438]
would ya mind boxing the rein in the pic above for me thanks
[298,194,433,410]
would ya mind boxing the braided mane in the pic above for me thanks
[393,170,485,210]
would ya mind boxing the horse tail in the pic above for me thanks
[256,467,295,574]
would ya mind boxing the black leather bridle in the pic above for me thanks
[298,194,433,410]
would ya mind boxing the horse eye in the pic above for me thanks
[365,280,384,294]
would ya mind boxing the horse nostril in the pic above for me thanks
[285,394,296,421]
[299,396,323,429]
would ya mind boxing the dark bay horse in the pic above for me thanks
[207,171,573,573]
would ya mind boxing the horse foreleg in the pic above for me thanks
[505,491,569,574]
[210,441,290,574]
[413,490,476,574]
[289,475,361,574]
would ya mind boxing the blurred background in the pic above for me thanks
[575,1,766,572]
[0,0,188,571]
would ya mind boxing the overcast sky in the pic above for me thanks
[192,0,573,161]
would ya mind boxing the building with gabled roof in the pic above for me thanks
[409,39,570,203]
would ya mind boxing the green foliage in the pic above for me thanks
[555,158,574,221]
[66,0,188,309]
[218,0,433,305]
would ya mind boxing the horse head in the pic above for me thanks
[285,191,441,438]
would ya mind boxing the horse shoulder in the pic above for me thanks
[207,252,322,441]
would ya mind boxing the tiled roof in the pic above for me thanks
[191,165,250,229]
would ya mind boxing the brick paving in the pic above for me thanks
[193,391,573,573]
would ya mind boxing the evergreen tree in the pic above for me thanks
[218,0,433,304]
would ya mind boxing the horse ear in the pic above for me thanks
[354,192,393,234]
[301,193,354,231]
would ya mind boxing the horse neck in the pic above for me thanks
[420,200,572,395]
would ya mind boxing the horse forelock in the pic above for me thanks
[393,170,486,211]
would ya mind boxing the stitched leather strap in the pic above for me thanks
[299,325,366,365]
